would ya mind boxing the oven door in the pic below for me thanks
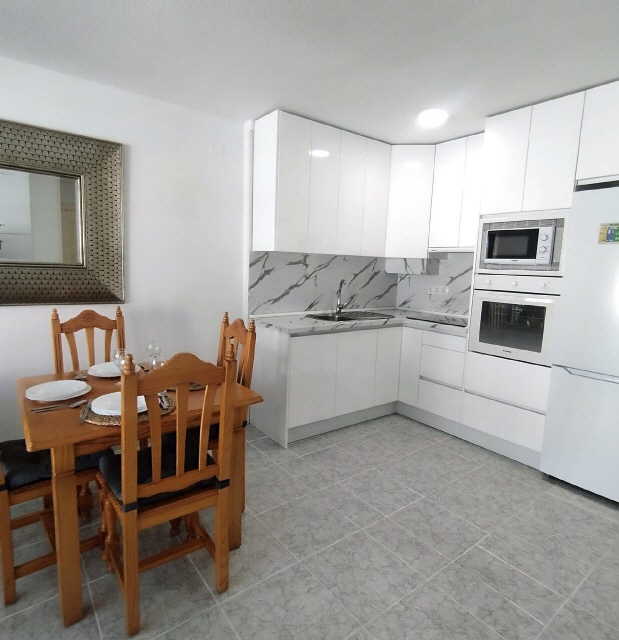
[469,290,558,366]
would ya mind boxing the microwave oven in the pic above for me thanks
[477,212,565,275]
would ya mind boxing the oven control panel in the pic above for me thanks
[474,274,562,295]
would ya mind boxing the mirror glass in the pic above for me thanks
[0,166,83,264]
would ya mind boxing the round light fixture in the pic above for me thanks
[310,149,330,158]
[417,108,449,129]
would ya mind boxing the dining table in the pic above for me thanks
[17,367,263,626]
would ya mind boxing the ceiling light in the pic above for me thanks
[417,108,449,129]
[310,149,330,158]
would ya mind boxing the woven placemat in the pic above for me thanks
[84,398,176,426]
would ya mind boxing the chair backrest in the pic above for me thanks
[51,307,126,373]
[119,351,236,510]
[217,312,256,389]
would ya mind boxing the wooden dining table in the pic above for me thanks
[17,368,262,626]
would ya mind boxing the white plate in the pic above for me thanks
[26,380,91,402]
[91,392,147,416]
[87,362,142,377]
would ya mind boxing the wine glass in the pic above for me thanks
[146,341,161,358]
[113,348,127,373]
[150,353,166,371]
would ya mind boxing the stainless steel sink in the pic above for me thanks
[306,311,394,322]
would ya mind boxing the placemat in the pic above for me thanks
[84,398,176,426]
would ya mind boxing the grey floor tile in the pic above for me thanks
[302,530,421,624]
[365,517,450,578]
[431,563,543,640]
[480,516,599,597]
[343,469,421,516]
[517,492,619,558]
[300,445,366,482]
[488,456,554,491]
[90,556,215,639]
[380,445,482,495]
[390,498,487,559]
[570,552,619,628]
[0,587,100,640]
[546,481,619,524]
[250,435,299,462]
[338,432,402,466]
[540,601,619,640]
[324,421,384,445]
[245,464,308,514]
[436,435,504,465]
[456,546,566,624]
[319,485,384,528]
[244,423,267,441]
[158,605,238,639]
[362,582,502,639]
[191,516,297,600]
[257,492,360,559]
[278,455,338,490]
[288,434,333,455]
[245,440,272,474]
[222,564,360,640]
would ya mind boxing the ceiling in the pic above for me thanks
[1,0,619,144]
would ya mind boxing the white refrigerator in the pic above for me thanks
[541,183,619,503]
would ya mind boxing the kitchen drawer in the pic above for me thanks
[419,344,464,388]
[461,391,545,452]
[464,351,551,413]
[422,331,466,353]
[418,379,462,422]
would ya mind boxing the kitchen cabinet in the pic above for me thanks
[374,327,403,405]
[335,330,377,415]
[385,145,435,258]
[428,134,484,251]
[481,93,583,214]
[397,327,423,406]
[576,80,619,181]
[252,110,391,256]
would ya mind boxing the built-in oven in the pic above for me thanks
[469,274,561,366]
[477,211,566,276]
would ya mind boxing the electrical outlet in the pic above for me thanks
[429,286,450,294]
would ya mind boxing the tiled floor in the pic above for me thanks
[3,414,619,639]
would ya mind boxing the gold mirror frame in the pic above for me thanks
[0,119,124,305]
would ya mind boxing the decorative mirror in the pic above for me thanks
[0,119,124,304]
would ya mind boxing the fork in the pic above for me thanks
[31,398,89,413]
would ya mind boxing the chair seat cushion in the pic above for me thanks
[99,445,215,509]
[0,439,108,491]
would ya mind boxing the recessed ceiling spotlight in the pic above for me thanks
[310,149,330,158]
[417,108,449,129]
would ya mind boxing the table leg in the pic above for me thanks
[51,445,83,625]
[229,411,245,550]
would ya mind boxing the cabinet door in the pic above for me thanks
[336,131,367,256]
[523,93,584,211]
[459,133,484,248]
[308,122,341,253]
[374,327,402,405]
[385,146,435,258]
[335,330,377,415]
[481,106,531,214]
[288,334,337,428]
[429,138,467,248]
[276,112,312,252]
[418,379,462,422]
[398,327,423,406]
[361,139,391,257]
[576,81,619,180]
[419,344,464,389]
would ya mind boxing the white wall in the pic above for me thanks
[0,57,246,438]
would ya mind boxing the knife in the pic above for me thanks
[31,404,64,412]
[79,401,91,422]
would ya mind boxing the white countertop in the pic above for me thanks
[253,308,468,338]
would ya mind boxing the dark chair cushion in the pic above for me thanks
[0,439,108,491]
[99,445,215,509]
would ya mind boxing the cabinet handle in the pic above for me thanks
[557,365,619,385]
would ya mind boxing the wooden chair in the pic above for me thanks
[0,440,102,605]
[51,306,126,374]
[97,350,237,636]
[51,306,125,519]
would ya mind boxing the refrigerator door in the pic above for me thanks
[553,186,619,376]
[541,365,619,502]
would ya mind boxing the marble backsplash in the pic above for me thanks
[248,251,474,317]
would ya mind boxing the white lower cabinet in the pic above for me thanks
[375,327,402,405]
[398,327,423,406]
[418,380,462,422]
[335,330,377,415]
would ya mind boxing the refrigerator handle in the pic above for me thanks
[557,365,619,385]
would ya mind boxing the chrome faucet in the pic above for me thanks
[335,279,346,315]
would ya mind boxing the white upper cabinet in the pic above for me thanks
[481,106,531,215]
[385,145,435,258]
[361,139,391,256]
[459,133,485,247]
[576,81,619,181]
[522,92,584,210]
[481,94,584,214]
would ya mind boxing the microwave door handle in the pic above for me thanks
[557,365,619,385]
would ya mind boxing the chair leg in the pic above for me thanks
[214,492,230,593]
[122,511,140,636]
[0,491,16,605]
[77,483,93,522]
[169,517,182,537]
[102,497,118,572]
[98,487,107,552]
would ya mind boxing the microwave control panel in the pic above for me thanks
[536,225,555,264]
